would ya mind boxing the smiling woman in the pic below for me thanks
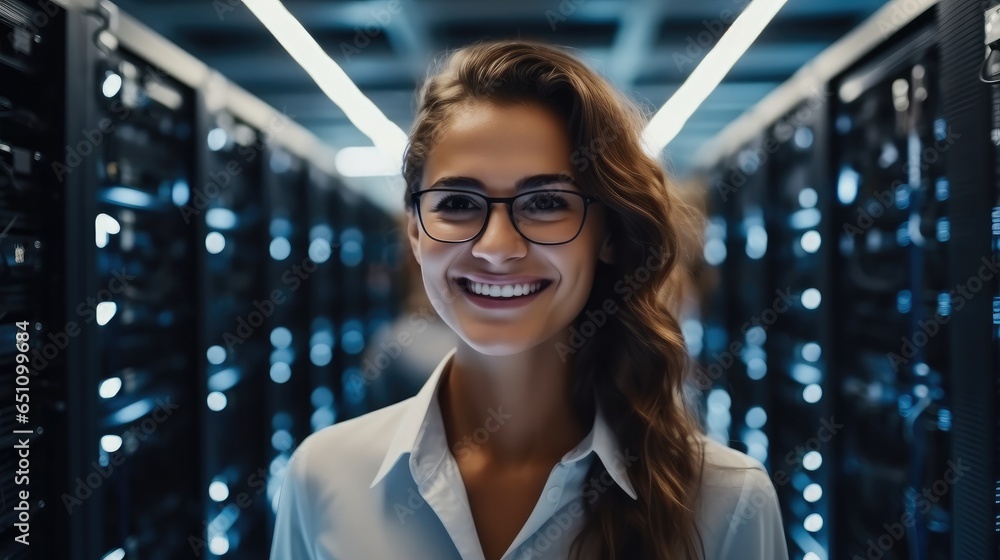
[270,39,788,560]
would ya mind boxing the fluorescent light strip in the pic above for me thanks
[641,0,789,156]
[242,0,408,174]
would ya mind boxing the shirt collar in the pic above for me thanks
[370,347,638,501]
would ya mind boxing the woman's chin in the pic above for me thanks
[455,329,551,356]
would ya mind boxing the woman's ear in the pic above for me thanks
[407,209,422,267]
[598,232,615,265]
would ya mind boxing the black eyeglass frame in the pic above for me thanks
[410,188,602,245]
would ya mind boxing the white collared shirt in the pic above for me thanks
[270,347,789,560]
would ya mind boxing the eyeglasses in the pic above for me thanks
[411,187,601,245]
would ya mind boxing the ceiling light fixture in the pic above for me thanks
[242,0,408,176]
[641,0,789,157]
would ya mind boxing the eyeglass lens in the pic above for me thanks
[418,189,587,244]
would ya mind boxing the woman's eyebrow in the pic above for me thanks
[427,174,578,191]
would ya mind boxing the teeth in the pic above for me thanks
[464,279,545,298]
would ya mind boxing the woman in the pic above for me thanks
[271,40,788,560]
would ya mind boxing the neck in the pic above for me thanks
[439,330,593,467]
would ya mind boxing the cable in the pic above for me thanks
[980,45,1000,84]
[85,2,114,57]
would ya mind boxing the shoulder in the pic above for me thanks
[271,394,417,558]
[699,435,771,485]
[694,435,789,560]
[285,398,413,488]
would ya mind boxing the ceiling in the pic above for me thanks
[109,0,889,180]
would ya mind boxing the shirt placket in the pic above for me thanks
[500,460,577,560]
[413,450,487,560]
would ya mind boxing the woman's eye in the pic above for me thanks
[527,193,567,211]
[436,194,478,211]
[534,195,554,209]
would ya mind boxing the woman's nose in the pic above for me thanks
[469,203,528,264]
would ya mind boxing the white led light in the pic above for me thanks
[837,166,859,204]
[101,434,123,453]
[207,391,228,411]
[95,213,121,248]
[99,377,122,399]
[801,288,822,310]
[791,363,822,384]
[270,327,293,349]
[172,180,190,206]
[270,237,291,260]
[800,230,822,253]
[310,343,333,366]
[206,232,226,254]
[803,383,823,403]
[309,238,332,263]
[704,238,727,266]
[804,513,824,532]
[209,534,230,555]
[707,389,732,413]
[745,406,767,429]
[803,483,822,502]
[206,208,238,230]
[102,72,122,98]
[270,362,292,384]
[101,549,126,560]
[802,342,821,362]
[802,451,822,471]
[272,429,294,451]
[745,225,767,259]
[798,188,818,208]
[207,128,228,151]
[747,357,767,380]
[96,302,117,326]
[209,480,230,502]
[207,345,227,365]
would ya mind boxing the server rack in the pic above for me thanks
[64,6,204,557]
[0,1,406,557]
[829,20,951,560]
[334,186,372,422]
[0,1,67,558]
[706,133,776,460]
[939,1,1000,557]
[195,107,270,557]
[765,97,835,560]
[260,143,312,542]
[698,1,1000,558]
[303,164,342,435]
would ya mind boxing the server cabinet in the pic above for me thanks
[0,1,67,558]
[939,1,1000,557]
[830,22,951,560]
[333,186,371,421]
[1,1,407,557]
[64,8,203,558]
[701,134,789,493]
[765,97,835,560]
[195,107,270,557]
[302,164,341,436]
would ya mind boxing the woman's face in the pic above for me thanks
[407,100,615,356]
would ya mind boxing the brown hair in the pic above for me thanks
[401,40,707,560]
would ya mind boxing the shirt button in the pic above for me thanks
[546,486,562,504]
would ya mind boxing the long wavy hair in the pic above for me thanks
[401,39,707,560]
